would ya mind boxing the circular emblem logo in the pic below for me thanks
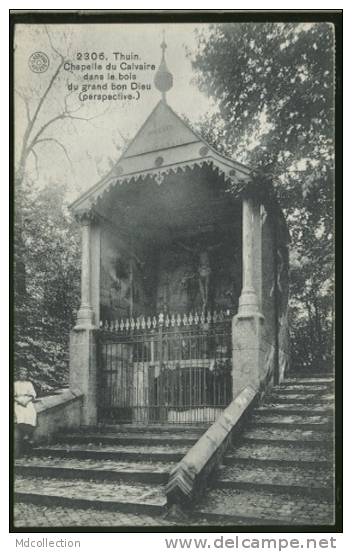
[28,52,49,73]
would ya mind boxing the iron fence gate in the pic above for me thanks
[98,311,233,424]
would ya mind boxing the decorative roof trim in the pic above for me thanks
[71,157,251,213]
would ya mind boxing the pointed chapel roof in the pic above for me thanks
[122,100,199,158]
[70,35,252,214]
[70,99,252,213]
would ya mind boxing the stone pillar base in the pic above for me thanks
[69,328,98,426]
[74,305,96,330]
[238,289,260,316]
[232,312,264,399]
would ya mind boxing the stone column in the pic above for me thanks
[253,203,263,310]
[75,217,95,329]
[70,212,99,426]
[90,224,101,327]
[238,198,260,315]
[232,196,264,398]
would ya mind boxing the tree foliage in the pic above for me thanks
[14,28,111,392]
[189,22,334,372]
[15,179,81,393]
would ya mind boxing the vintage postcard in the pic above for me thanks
[11,11,340,531]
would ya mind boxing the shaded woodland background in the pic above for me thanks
[14,22,335,394]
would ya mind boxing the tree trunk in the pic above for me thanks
[14,168,27,301]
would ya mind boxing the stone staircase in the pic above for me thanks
[14,376,335,526]
[15,425,207,517]
[194,376,335,526]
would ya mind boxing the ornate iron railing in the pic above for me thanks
[99,310,232,333]
[98,310,233,424]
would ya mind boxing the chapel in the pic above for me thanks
[69,36,290,426]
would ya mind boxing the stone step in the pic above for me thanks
[215,463,333,497]
[266,393,334,404]
[194,488,334,525]
[224,442,333,465]
[272,383,333,393]
[32,442,188,463]
[283,378,334,385]
[270,388,332,396]
[254,404,334,416]
[55,432,200,447]
[191,375,335,526]
[15,456,173,484]
[89,424,208,434]
[249,413,333,431]
[15,476,166,515]
[242,426,333,446]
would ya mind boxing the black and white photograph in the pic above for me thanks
[10,10,341,532]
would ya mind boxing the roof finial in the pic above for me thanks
[161,29,167,59]
[154,29,173,102]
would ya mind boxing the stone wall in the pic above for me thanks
[261,209,276,386]
[261,209,289,386]
[32,389,84,443]
[277,245,290,381]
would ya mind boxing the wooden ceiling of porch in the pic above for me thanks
[94,164,242,246]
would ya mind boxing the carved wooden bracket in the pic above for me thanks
[73,208,99,224]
